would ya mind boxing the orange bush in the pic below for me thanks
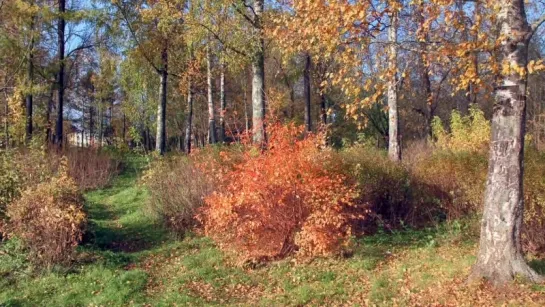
[200,124,360,262]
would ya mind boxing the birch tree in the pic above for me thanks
[470,0,545,284]
[387,1,401,161]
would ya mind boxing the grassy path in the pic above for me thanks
[0,156,164,306]
[85,156,167,253]
[2,156,545,306]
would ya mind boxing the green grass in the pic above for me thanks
[1,155,545,306]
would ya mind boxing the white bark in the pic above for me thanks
[219,55,226,142]
[155,45,168,155]
[387,7,401,161]
[207,45,217,144]
[251,0,266,144]
[471,0,543,284]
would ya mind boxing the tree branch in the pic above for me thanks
[529,14,545,42]
[193,21,249,57]
[113,2,162,74]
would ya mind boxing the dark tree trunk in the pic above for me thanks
[54,0,65,147]
[80,114,84,147]
[185,77,194,154]
[416,0,434,139]
[122,113,126,143]
[25,15,35,143]
[4,96,8,149]
[98,103,104,148]
[155,44,168,155]
[304,53,312,132]
[244,75,250,133]
[470,0,543,284]
[251,0,266,144]
[320,90,327,125]
[89,104,94,145]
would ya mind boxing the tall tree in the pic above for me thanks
[156,42,168,154]
[185,74,194,154]
[387,1,401,161]
[303,53,312,132]
[25,10,36,142]
[219,52,226,142]
[470,0,544,284]
[251,0,266,144]
[54,0,66,146]
[207,44,217,144]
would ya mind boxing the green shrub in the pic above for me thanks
[5,159,87,267]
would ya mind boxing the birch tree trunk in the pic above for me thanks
[251,0,266,144]
[207,45,217,144]
[470,0,543,284]
[155,44,168,155]
[387,7,401,161]
[54,0,65,147]
[219,55,226,142]
[304,53,312,132]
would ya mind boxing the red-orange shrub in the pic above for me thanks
[200,124,360,262]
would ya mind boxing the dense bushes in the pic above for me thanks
[142,109,545,260]
[0,146,119,265]
[338,146,446,232]
[431,106,490,153]
[0,148,55,238]
[143,156,213,237]
[522,149,545,253]
[0,151,21,221]
[200,125,360,261]
[411,151,488,220]
[1,146,121,196]
[61,147,121,191]
[4,160,87,266]
[418,108,545,253]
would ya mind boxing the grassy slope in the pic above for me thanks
[1,156,545,306]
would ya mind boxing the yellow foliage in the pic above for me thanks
[5,158,87,267]
[432,105,490,153]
